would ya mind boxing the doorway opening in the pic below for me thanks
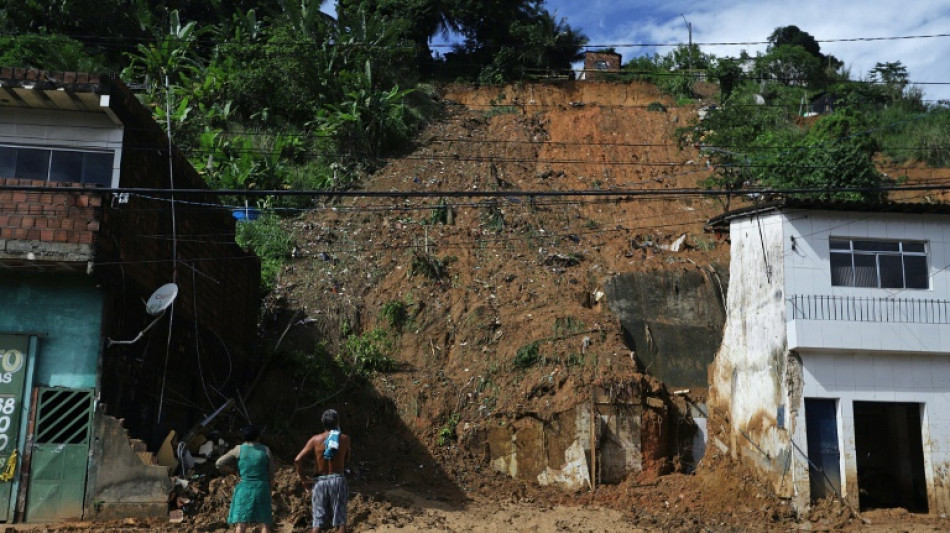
[804,398,841,500]
[853,401,927,513]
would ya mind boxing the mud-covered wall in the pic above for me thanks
[604,268,728,388]
[476,383,668,489]
[708,213,794,497]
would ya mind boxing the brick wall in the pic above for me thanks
[582,52,622,80]
[93,78,261,437]
[0,177,102,253]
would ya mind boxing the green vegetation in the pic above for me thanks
[553,316,585,339]
[513,341,542,369]
[485,105,520,118]
[339,328,397,376]
[438,413,461,446]
[651,24,950,204]
[410,251,453,281]
[380,298,412,332]
[234,214,294,289]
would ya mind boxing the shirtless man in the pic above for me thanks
[295,409,352,533]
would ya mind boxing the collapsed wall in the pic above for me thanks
[86,414,171,519]
[463,380,673,489]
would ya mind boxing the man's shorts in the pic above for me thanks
[312,473,348,528]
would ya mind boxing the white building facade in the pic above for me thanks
[709,202,950,514]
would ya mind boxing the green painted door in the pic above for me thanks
[25,388,94,522]
[0,335,32,522]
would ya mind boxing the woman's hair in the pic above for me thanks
[242,425,261,442]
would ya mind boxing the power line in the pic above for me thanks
[6,183,950,198]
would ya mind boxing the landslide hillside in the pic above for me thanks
[239,80,745,523]
[258,79,729,453]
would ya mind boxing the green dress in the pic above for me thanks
[227,443,273,525]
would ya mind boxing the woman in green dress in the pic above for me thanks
[215,425,275,533]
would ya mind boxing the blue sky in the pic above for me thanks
[544,0,950,102]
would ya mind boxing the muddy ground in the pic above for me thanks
[34,81,950,531]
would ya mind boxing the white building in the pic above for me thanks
[708,200,950,514]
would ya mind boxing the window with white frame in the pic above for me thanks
[830,238,928,289]
[0,145,114,186]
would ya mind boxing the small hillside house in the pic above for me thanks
[579,51,621,80]
[0,68,259,522]
[708,200,950,515]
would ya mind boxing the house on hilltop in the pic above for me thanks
[0,67,260,522]
[578,50,621,80]
[707,200,950,515]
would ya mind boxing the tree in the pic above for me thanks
[710,56,744,102]
[767,25,821,57]
[760,25,843,88]
[0,33,104,72]
[754,110,888,202]
[340,0,459,74]
[754,44,823,86]
[870,61,910,102]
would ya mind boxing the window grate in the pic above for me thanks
[34,389,94,445]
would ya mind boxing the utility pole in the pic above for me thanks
[681,14,693,73]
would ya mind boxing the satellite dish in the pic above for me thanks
[146,283,179,316]
[107,282,178,346]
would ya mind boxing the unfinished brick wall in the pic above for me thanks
[93,77,261,438]
[582,52,622,80]
[0,177,102,249]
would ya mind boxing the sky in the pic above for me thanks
[543,0,950,102]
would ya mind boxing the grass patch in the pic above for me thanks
[513,341,542,369]
[485,105,519,118]
[380,298,412,332]
[553,316,585,339]
[235,213,294,291]
[339,328,396,376]
[410,251,453,281]
[438,413,461,446]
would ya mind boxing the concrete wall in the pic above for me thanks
[605,269,727,388]
[782,210,950,354]
[0,274,102,388]
[708,212,794,494]
[86,413,170,520]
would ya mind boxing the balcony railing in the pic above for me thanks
[788,294,950,325]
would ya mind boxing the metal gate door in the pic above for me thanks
[25,388,94,522]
